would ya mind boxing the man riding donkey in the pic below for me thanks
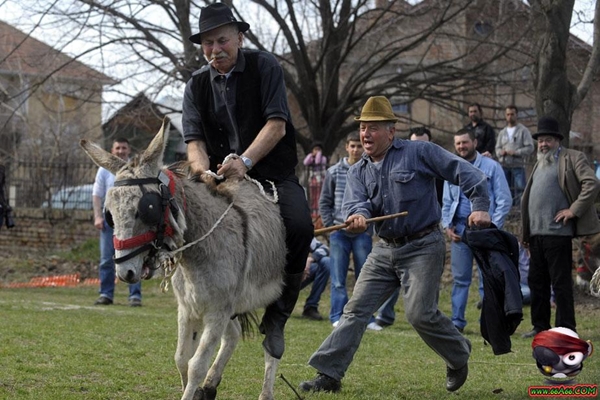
[182,2,313,361]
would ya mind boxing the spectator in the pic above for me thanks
[303,142,328,168]
[465,103,495,158]
[409,126,444,206]
[300,96,491,394]
[442,129,511,333]
[304,142,328,225]
[301,238,331,321]
[518,242,531,305]
[521,116,600,338]
[0,164,14,230]
[182,2,313,360]
[318,134,381,331]
[495,105,535,206]
[93,138,142,307]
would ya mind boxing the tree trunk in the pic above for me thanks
[530,0,576,147]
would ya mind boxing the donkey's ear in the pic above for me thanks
[80,139,126,174]
[140,119,169,167]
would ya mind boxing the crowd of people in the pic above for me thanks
[88,2,600,395]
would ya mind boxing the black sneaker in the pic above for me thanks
[94,296,113,306]
[302,307,323,321]
[375,319,393,328]
[446,338,471,392]
[299,373,341,393]
[129,298,142,307]
[446,363,468,392]
[521,329,541,339]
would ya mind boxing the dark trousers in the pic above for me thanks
[259,174,313,359]
[276,175,313,274]
[528,235,576,332]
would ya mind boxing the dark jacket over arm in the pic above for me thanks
[463,226,523,355]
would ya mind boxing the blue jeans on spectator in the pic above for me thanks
[503,166,525,206]
[375,287,400,326]
[301,256,331,310]
[329,230,372,324]
[308,230,470,380]
[99,221,142,301]
[450,240,483,330]
[520,283,531,305]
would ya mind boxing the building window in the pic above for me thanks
[518,108,537,119]
[473,21,493,36]
[392,103,410,114]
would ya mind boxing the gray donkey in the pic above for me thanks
[80,123,287,400]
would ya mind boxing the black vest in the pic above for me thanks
[191,50,298,181]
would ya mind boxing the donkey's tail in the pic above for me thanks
[234,311,261,339]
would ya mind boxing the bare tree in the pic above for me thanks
[2,0,551,155]
[528,0,600,147]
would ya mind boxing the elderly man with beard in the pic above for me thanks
[521,116,600,338]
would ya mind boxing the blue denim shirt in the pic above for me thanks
[343,138,490,238]
[441,152,512,230]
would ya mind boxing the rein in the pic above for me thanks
[203,153,279,204]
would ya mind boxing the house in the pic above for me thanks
[102,93,186,164]
[0,20,116,209]
[0,20,116,162]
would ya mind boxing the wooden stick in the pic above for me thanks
[314,211,408,235]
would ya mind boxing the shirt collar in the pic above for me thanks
[360,138,403,165]
[209,49,246,81]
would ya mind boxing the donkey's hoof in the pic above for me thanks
[192,387,205,400]
[202,386,217,400]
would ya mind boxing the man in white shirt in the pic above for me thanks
[92,138,142,306]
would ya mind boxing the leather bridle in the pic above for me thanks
[109,170,180,264]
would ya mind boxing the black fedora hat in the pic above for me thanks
[532,116,564,140]
[189,3,250,44]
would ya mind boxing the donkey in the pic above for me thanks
[80,123,288,400]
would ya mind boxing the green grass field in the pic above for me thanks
[1,277,598,400]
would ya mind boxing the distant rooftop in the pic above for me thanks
[0,20,116,85]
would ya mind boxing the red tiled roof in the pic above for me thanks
[0,20,116,84]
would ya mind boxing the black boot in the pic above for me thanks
[259,272,303,359]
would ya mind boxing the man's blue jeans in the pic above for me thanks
[328,230,372,324]
[308,231,470,380]
[99,221,142,301]
[301,256,331,310]
[450,240,483,330]
[502,166,525,206]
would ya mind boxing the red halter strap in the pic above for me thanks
[113,169,178,251]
